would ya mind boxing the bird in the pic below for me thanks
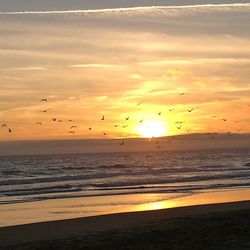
[210,115,217,118]
[8,128,12,133]
[70,126,77,129]
[103,131,107,136]
[169,109,175,112]
[175,121,184,124]
[40,99,48,102]
[179,92,186,96]
[114,125,119,128]
[68,120,73,122]
[158,112,162,116]
[136,101,144,106]
[222,118,227,122]
[68,131,75,134]
[139,119,143,123]
[57,120,63,123]
[41,108,51,113]
[121,125,128,128]
[177,125,182,130]
[1,124,7,128]
[88,127,92,131]
[101,115,105,120]
[36,122,42,125]
[120,139,125,146]
[125,116,129,121]
[52,118,57,122]
[187,108,194,113]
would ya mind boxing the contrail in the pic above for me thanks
[0,3,249,15]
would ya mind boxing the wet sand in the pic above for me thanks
[1,200,250,250]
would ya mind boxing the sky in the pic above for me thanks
[0,1,250,143]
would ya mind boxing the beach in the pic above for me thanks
[1,0,250,248]
[1,200,250,249]
[1,150,250,249]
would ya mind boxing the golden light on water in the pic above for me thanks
[136,121,169,138]
[135,200,176,212]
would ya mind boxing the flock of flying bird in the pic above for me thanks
[1,92,243,148]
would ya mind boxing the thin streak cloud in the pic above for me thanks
[0,3,249,15]
[70,64,125,69]
[1,67,46,71]
[138,58,250,65]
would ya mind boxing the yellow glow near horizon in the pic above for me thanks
[136,121,168,138]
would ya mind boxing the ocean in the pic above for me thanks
[1,149,250,206]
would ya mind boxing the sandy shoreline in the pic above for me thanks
[1,200,250,249]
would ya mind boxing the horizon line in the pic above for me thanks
[0,132,249,143]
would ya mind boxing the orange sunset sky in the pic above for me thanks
[0,2,250,141]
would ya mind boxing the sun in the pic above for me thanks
[136,121,168,138]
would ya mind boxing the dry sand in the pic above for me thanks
[0,200,250,249]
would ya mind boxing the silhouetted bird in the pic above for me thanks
[8,128,12,133]
[41,108,51,113]
[36,122,42,125]
[222,118,227,122]
[136,101,144,106]
[52,118,57,121]
[187,108,194,113]
[169,109,175,112]
[125,116,129,121]
[40,99,47,102]
[2,124,7,128]
[179,93,186,96]
[120,139,125,146]
[158,112,162,116]
[68,131,75,134]
[101,116,105,120]
[103,131,107,135]
[70,126,77,129]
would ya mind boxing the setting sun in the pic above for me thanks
[136,121,168,138]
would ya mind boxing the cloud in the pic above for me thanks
[70,64,125,68]
[1,67,46,71]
